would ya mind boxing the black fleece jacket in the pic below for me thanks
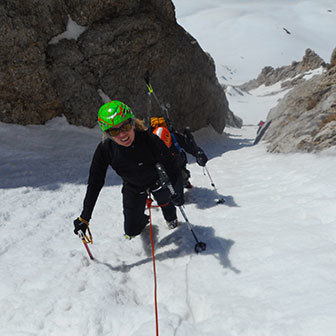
[80,130,179,221]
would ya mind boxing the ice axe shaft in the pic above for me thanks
[78,232,94,260]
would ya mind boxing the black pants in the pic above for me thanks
[122,183,177,236]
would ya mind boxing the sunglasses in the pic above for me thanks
[106,119,134,137]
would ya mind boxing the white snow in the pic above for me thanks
[1,1,336,335]
[49,15,88,45]
[173,0,336,85]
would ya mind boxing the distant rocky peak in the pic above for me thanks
[238,48,325,92]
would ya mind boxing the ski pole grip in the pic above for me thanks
[184,127,193,139]
[155,163,169,185]
[155,163,175,195]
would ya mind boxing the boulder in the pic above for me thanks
[0,0,67,124]
[0,0,231,133]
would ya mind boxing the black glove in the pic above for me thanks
[73,217,89,235]
[171,192,184,206]
[196,151,208,167]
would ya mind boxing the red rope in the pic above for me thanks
[146,196,159,336]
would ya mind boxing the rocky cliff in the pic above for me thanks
[0,0,235,132]
[256,48,336,153]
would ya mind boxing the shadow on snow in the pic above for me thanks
[184,186,239,209]
[96,224,241,275]
[1,124,253,190]
[197,130,254,162]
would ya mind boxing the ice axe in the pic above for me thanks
[78,230,94,260]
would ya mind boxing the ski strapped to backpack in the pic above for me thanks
[144,71,223,204]
[156,163,206,253]
[144,71,184,155]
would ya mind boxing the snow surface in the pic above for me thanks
[1,1,336,335]
[173,0,336,85]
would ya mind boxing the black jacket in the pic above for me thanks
[150,126,204,168]
[80,130,179,221]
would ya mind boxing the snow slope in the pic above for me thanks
[1,116,336,335]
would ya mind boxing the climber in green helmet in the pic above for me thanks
[73,100,184,239]
[98,100,134,131]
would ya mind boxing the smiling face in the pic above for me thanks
[108,120,135,147]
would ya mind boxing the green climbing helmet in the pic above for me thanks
[98,100,134,132]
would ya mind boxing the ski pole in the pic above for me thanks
[78,230,94,260]
[203,166,225,204]
[177,204,206,253]
[184,127,224,205]
[156,163,206,253]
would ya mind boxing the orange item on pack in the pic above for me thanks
[150,117,167,129]
[153,127,172,148]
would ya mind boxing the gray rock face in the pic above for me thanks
[226,108,243,128]
[331,47,336,67]
[0,0,231,133]
[262,65,336,153]
[0,0,67,124]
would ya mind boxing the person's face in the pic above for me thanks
[106,119,135,147]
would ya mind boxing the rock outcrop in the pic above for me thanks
[0,0,234,133]
[330,47,336,67]
[260,49,336,153]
